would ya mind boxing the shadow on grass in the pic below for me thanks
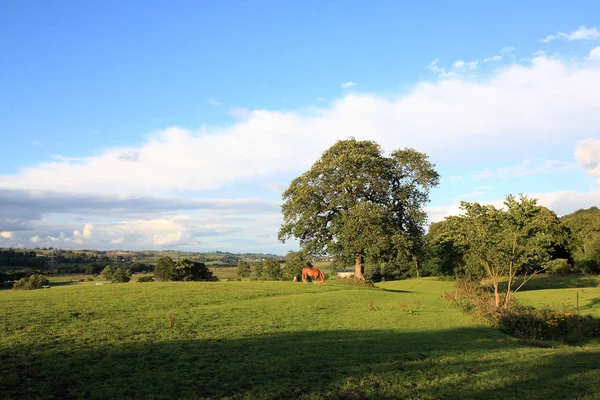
[2,327,599,399]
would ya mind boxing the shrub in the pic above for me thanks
[137,276,154,283]
[111,268,132,283]
[546,258,573,275]
[446,280,600,344]
[236,261,251,278]
[12,273,50,290]
[101,266,115,280]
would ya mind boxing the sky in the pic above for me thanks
[1,1,600,254]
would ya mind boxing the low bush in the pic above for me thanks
[446,280,600,344]
[137,276,154,283]
[546,258,573,275]
[12,274,50,290]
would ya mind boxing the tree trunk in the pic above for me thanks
[493,281,500,308]
[354,252,365,280]
[414,257,420,279]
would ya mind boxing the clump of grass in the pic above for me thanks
[169,315,175,328]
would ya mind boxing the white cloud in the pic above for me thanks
[430,188,600,224]
[341,81,356,89]
[0,55,599,196]
[208,99,220,107]
[500,46,515,55]
[483,55,502,63]
[453,60,465,68]
[541,26,600,43]
[316,97,326,101]
[32,141,43,146]
[575,138,600,183]
[589,46,600,60]
[30,235,41,243]
[0,231,13,239]
[473,159,577,180]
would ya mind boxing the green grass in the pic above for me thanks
[515,287,600,317]
[1,278,599,399]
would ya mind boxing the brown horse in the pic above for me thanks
[301,267,325,284]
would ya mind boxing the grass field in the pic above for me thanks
[1,278,599,399]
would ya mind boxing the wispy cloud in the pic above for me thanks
[425,59,457,77]
[208,99,220,107]
[341,81,356,89]
[541,26,600,43]
[316,97,326,101]
[483,55,502,63]
[32,141,43,146]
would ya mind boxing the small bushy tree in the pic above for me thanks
[171,259,216,281]
[154,257,175,281]
[12,273,49,290]
[236,261,251,278]
[111,268,131,283]
[101,266,114,280]
[284,250,311,280]
[263,259,283,280]
[253,263,263,280]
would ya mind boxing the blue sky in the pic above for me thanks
[1,1,600,253]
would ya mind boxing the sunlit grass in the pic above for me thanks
[1,278,599,399]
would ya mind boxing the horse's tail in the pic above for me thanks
[319,269,325,284]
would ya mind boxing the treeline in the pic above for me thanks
[359,201,600,282]
[0,250,46,268]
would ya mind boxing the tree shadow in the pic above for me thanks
[2,327,599,399]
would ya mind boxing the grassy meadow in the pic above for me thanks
[1,278,599,399]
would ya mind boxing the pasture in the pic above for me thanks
[1,278,599,399]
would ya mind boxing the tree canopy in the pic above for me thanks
[443,195,570,308]
[279,138,439,279]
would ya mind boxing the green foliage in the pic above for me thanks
[561,207,600,273]
[111,268,132,283]
[443,195,572,308]
[236,260,251,278]
[85,263,103,275]
[12,273,49,290]
[284,250,311,280]
[154,256,175,281]
[279,138,439,279]
[137,276,154,283]
[262,259,283,280]
[170,259,216,282]
[252,262,263,279]
[546,258,573,275]
[497,306,600,344]
[445,280,600,344]
[101,265,114,280]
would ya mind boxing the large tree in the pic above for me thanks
[278,138,439,280]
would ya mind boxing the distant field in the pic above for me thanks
[1,278,599,399]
